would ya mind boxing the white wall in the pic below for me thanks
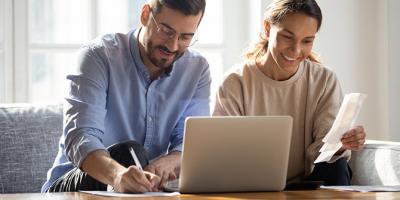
[388,0,400,141]
[222,0,251,71]
[314,0,391,140]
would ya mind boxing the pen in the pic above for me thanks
[129,147,143,171]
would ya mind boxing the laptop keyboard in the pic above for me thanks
[163,179,179,192]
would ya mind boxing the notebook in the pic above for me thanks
[164,116,293,193]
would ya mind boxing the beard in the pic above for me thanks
[146,41,185,69]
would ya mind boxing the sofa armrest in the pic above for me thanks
[349,140,400,186]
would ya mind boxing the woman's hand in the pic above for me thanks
[341,126,366,151]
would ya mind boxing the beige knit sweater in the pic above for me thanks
[213,59,350,182]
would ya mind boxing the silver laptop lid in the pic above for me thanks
[179,116,293,193]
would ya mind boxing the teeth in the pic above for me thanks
[283,55,296,61]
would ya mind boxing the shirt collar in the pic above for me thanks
[130,28,152,83]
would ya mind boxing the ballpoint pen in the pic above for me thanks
[106,147,144,192]
[129,147,143,171]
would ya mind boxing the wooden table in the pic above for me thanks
[0,190,398,200]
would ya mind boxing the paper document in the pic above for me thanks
[320,185,400,192]
[81,190,180,197]
[314,93,367,163]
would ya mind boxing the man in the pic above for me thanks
[42,0,209,193]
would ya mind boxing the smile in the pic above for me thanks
[282,54,297,61]
[158,47,175,59]
[159,47,173,55]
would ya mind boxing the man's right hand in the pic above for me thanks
[112,166,161,193]
[82,150,161,193]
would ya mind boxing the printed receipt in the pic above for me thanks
[314,93,367,163]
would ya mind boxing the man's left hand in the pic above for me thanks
[144,151,181,189]
[341,125,366,151]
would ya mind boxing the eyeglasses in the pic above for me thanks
[150,12,198,47]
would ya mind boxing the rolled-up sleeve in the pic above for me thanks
[64,128,106,168]
[63,46,109,167]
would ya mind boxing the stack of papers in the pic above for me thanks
[314,93,367,163]
[81,190,180,197]
[320,185,400,192]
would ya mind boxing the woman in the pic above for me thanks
[213,0,366,186]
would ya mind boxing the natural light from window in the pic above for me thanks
[27,0,223,103]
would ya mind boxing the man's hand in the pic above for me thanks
[112,166,161,193]
[341,126,366,151]
[82,150,161,193]
[144,151,181,188]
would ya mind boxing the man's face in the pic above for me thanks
[141,5,202,70]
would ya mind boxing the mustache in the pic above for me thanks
[158,45,177,54]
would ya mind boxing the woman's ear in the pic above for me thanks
[263,20,271,39]
[140,4,151,26]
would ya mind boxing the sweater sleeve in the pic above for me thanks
[306,71,351,165]
[212,74,244,116]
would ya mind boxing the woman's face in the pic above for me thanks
[265,12,319,75]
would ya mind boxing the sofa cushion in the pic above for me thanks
[349,140,400,186]
[0,104,62,193]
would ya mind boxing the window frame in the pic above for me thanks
[14,0,29,102]
[0,0,14,103]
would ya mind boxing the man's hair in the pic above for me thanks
[149,0,206,19]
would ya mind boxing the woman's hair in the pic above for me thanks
[245,0,322,63]
[149,0,206,19]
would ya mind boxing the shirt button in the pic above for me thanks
[148,117,153,122]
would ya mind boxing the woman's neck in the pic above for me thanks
[256,54,299,81]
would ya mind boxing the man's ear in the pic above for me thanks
[140,4,151,26]
[263,20,271,39]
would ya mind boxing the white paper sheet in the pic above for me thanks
[81,190,180,197]
[320,185,400,192]
[314,93,367,163]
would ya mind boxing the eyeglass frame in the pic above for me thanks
[149,10,199,47]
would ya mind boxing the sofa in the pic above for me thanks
[0,104,62,193]
[0,104,399,193]
[349,140,400,186]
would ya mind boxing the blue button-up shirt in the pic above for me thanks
[42,28,211,192]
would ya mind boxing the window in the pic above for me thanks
[1,0,254,104]
[28,0,143,103]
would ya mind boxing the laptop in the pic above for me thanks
[164,116,293,193]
